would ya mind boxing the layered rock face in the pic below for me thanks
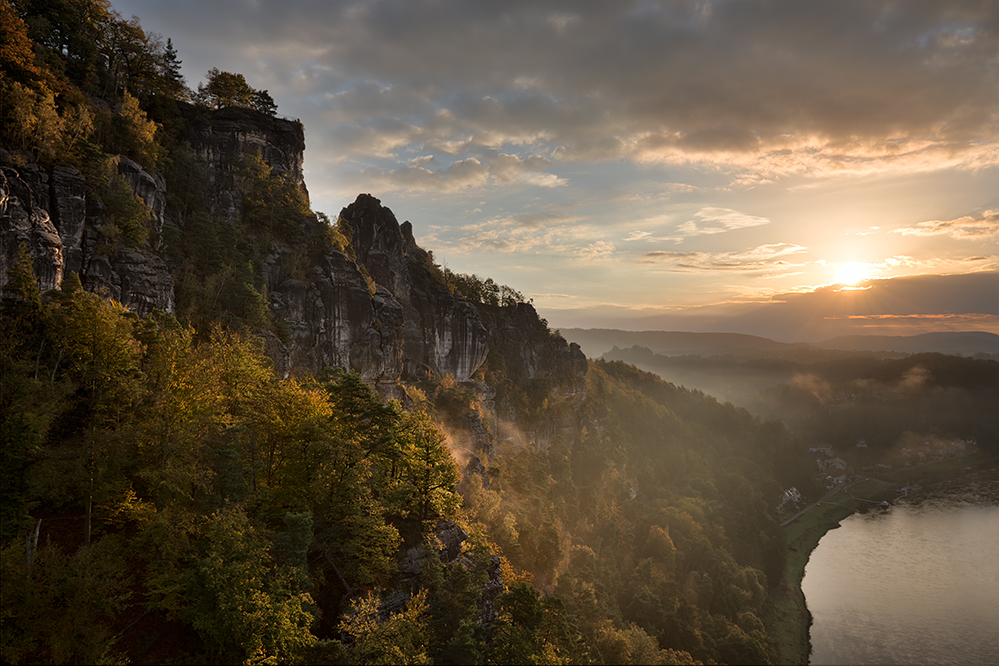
[262,192,587,395]
[178,102,307,223]
[339,195,490,381]
[265,246,406,386]
[2,105,585,406]
[0,161,174,315]
[476,302,588,393]
[264,193,491,386]
[1,166,63,292]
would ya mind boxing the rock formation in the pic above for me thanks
[178,102,307,223]
[2,105,585,410]
[1,166,63,292]
[339,194,490,382]
[1,161,174,315]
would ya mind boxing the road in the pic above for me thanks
[780,476,871,528]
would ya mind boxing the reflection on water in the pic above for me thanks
[802,471,999,666]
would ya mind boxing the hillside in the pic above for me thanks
[564,328,999,360]
[603,346,998,456]
[563,329,806,359]
[815,331,999,356]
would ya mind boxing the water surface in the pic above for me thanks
[802,472,999,665]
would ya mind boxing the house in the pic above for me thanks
[784,486,802,504]
[777,486,803,513]
[809,445,834,457]
[823,471,847,489]
[825,457,847,470]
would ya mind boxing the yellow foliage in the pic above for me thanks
[339,590,431,665]
[116,91,161,171]
[2,81,92,162]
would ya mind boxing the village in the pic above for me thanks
[776,435,979,516]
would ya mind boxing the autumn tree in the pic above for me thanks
[338,590,431,665]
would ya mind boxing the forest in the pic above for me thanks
[602,345,999,464]
[0,1,878,663]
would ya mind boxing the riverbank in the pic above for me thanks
[763,450,997,665]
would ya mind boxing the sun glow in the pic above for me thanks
[836,262,869,285]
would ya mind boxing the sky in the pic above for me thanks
[113,0,999,342]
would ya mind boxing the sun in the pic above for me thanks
[836,262,869,285]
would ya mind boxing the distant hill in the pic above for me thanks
[561,328,806,358]
[816,331,999,355]
[563,328,999,359]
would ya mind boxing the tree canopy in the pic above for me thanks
[195,67,278,115]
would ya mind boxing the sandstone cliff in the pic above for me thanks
[1,160,174,315]
[177,102,307,223]
[1,106,584,415]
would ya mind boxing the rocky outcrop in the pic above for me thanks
[178,102,307,223]
[49,164,87,275]
[1,167,63,292]
[82,246,175,315]
[263,194,492,386]
[3,108,584,410]
[476,302,588,394]
[339,194,490,381]
[262,194,585,395]
[0,162,174,315]
[266,249,405,385]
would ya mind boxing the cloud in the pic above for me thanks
[675,207,770,236]
[426,212,592,256]
[548,271,999,341]
[128,0,999,186]
[577,241,616,261]
[344,153,566,194]
[509,212,577,229]
[531,292,576,299]
[892,210,999,239]
[639,243,807,272]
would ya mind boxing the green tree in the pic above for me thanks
[399,410,460,522]
[15,0,113,91]
[187,507,316,664]
[196,67,255,109]
[130,313,216,509]
[100,169,151,249]
[159,37,186,99]
[41,287,142,547]
[0,536,132,664]
[101,91,161,171]
[251,89,277,115]
[488,582,569,665]
[0,245,48,543]
[238,150,311,243]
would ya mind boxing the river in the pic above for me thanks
[801,469,999,665]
